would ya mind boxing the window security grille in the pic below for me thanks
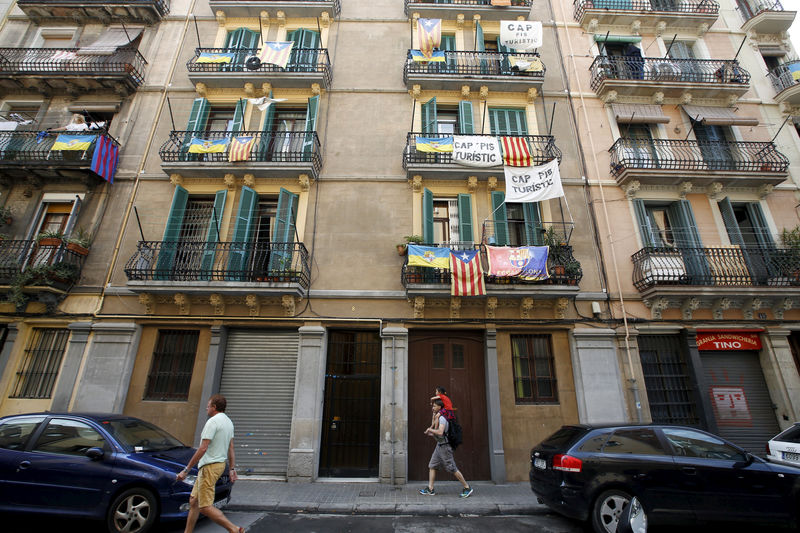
[144,330,199,401]
[11,328,70,399]
[638,335,699,425]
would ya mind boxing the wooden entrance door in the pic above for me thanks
[408,331,490,481]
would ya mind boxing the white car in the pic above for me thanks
[766,422,800,468]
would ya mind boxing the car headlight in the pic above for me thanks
[181,474,197,487]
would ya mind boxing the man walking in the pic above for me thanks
[177,394,243,533]
[419,398,473,498]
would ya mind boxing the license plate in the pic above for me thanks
[534,458,546,470]
[213,497,230,510]
[783,451,800,462]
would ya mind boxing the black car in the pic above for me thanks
[530,424,800,533]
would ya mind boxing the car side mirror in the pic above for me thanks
[616,496,647,533]
[85,447,105,460]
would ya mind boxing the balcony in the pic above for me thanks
[609,138,789,187]
[0,48,146,96]
[16,0,169,24]
[208,0,341,18]
[405,0,532,20]
[159,130,322,179]
[404,50,544,92]
[0,239,87,311]
[187,48,331,89]
[590,56,750,100]
[768,60,800,107]
[403,132,561,178]
[573,0,719,32]
[125,241,310,297]
[739,0,796,34]
[0,131,121,183]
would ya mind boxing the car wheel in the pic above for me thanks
[591,488,632,533]
[106,487,158,533]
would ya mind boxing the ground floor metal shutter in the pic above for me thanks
[700,350,780,454]
[218,329,299,476]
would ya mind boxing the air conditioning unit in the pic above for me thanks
[651,61,680,81]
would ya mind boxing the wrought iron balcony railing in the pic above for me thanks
[406,0,531,6]
[187,47,332,87]
[0,47,146,89]
[574,0,719,19]
[16,0,170,21]
[609,138,789,176]
[124,240,310,290]
[632,246,800,291]
[481,220,574,247]
[209,0,341,18]
[404,133,561,169]
[590,56,750,90]
[404,50,544,83]
[0,239,86,288]
[768,60,800,94]
[0,130,118,167]
[738,0,785,20]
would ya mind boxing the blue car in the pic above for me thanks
[0,412,232,533]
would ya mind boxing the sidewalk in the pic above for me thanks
[225,479,549,516]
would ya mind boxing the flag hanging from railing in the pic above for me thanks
[90,134,119,183]
[229,135,256,162]
[417,18,441,59]
[51,134,94,151]
[486,245,549,280]
[451,249,485,296]
[188,137,229,153]
[503,158,564,203]
[416,136,453,153]
[259,42,294,69]
[500,136,532,166]
[408,244,451,269]
[491,0,512,5]
[453,135,502,167]
[196,52,234,63]
[410,50,446,62]
[500,21,542,51]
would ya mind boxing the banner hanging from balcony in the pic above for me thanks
[503,158,564,203]
[229,135,256,162]
[408,244,451,269]
[491,0,512,5]
[486,245,549,280]
[410,49,446,62]
[188,137,229,153]
[90,135,119,183]
[259,42,294,69]
[500,136,532,166]
[452,136,502,167]
[417,18,442,59]
[451,249,485,296]
[509,56,543,72]
[197,52,234,63]
[500,21,542,51]
[416,136,453,153]
[50,134,94,151]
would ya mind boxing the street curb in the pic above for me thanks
[225,502,552,516]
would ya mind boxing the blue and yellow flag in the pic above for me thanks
[188,137,229,153]
[410,50,446,62]
[51,134,94,151]
[408,244,451,269]
[788,62,800,82]
[196,52,234,63]
[416,136,453,153]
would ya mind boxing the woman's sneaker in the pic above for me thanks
[460,486,474,498]
[419,486,435,496]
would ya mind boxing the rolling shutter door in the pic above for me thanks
[218,329,299,475]
[700,350,781,455]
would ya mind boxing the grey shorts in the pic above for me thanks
[428,443,458,473]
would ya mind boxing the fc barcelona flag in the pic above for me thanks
[51,134,94,151]
[229,135,256,162]
[90,134,119,183]
[501,136,532,166]
[486,245,549,280]
[450,250,486,296]
[417,18,441,59]
[259,41,294,69]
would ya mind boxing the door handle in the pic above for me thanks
[18,460,31,470]
[681,466,696,475]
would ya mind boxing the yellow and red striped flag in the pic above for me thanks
[450,250,486,296]
[501,136,532,166]
[417,18,441,59]
[229,135,256,162]
[259,41,294,69]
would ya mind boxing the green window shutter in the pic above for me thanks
[230,98,247,134]
[489,108,527,135]
[302,95,319,157]
[269,188,299,273]
[226,186,258,280]
[182,98,210,157]
[421,97,437,134]
[523,202,543,246]
[670,200,703,248]
[633,199,657,247]
[258,89,276,159]
[457,193,473,243]
[745,202,774,247]
[491,191,508,246]
[422,188,434,245]
[225,28,259,49]
[441,35,455,51]
[719,197,745,247]
[156,185,189,279]
[475,20,485,52]
[496,37,512,54]
[289,29,320,71]
[200,189,228,277]
[458,101,474,134]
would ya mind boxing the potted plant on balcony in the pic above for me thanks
[564,260,582,285]
[397,234,423,256]
[778,225,800,283]
[65,227,91,256]
[543,226,567,276]
[5,261,81,310]
[0,206,13,227]
[36,229,65,247]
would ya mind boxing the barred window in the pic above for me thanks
[511,334,558,404]
[144,330,199,401]
[10,328,70,399]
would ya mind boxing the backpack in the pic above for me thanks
[445,416,463,450]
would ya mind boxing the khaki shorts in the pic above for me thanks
[191,462,225,508]
[428,443,458,473]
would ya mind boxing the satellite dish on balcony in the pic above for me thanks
[245,56,262,71]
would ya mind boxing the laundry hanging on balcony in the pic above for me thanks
[416,136,453,153]
[410,49,445,62]
[408,244,451,269]
[50,134,94,151]
[259,42,294,69]
[91,135,119,183]
[500,136,532,166]
[197,52,234,63]
[486,245,549,281]
[452,135,501,167]
[229,135,256,162]
[417,18,441,59]
[187,137,229,153]
[247,96,287,111]
[450,249,485,297]
[503,158,564,203]
[77,27,143,55]
[500,21,542,51]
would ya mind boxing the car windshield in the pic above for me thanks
[102,418,186,453]
[774,425,800,444]
[539,426,587,449]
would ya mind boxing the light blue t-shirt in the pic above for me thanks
[198,412,234,469]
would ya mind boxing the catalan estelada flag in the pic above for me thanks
[187,137,229,153]
[416,136,453,153]
[51,134,94,151]
[451,249,486,296]
[229,135,256,162]
[196,52,234,63]
[501,136,532,166]
[90,134,119,183]
[410,50,446,62]
[259,41,294,69]
[408,244,451,269]
[417,18,441,59]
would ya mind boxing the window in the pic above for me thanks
[662,427,746,461]
[603,428,667,455]
[490,191,542,246]
[32,418,107,456]
[489,108,527,136]
[0,416,45,450]
[144,330,199,401]
[261,96,319,160]
[773,425,800,444]
[510,334,557,404]
[206,107,236,133]
[10,328,70,399]
[718,198,773,248]
[633,199,702,249]
[579,431,612,453]
[419,98,474,135]
[422,189,473,247]
[639,335,699,425]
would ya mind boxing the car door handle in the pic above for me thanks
[17,460,31,470]
[634,473,648,479]
[681,466,696,475]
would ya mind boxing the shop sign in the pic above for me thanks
[696,332,761,351]
[710,386,752,426]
